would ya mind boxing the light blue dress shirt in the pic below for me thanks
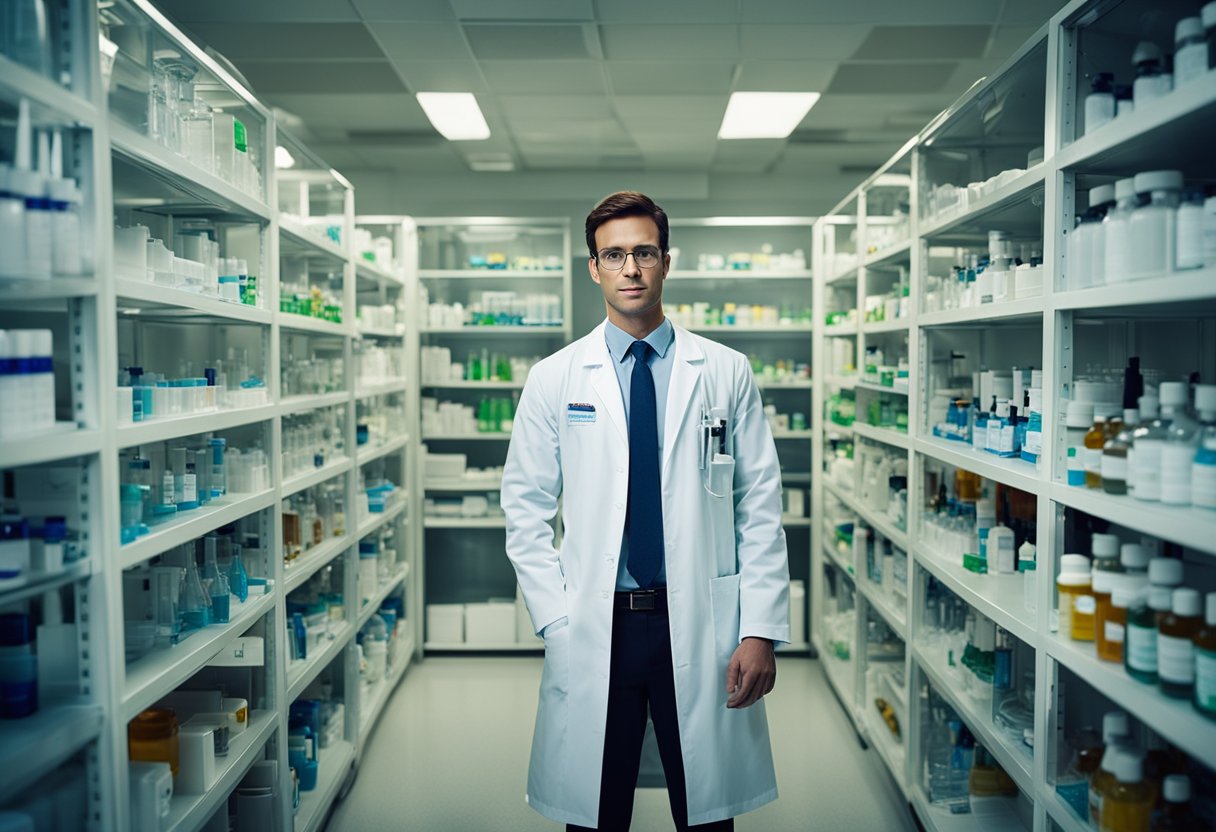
[604,318,675,590]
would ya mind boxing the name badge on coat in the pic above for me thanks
[567,402,596,425]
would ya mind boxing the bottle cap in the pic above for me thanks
[1110,746,1143,783]
[1133,170,1184,194]
[1092,533,1120,559]
[1149,585,1174,611]
[0,613,33,646]
[1120,543,1149,569]
[1173,588,1201,617]
[1176,17,1204,43]
[1114,177,1138,201]
[1204,2,1216,28]
[1092,569,1117,594]
[1111,584,1138,608]
[1149,557,1183,586]
[1090,184,1116,207]
[1066,400,1095,428]
[1058,554,1091,586]
[1194,384,1216,414]
[1132,41,1163,66]
[1158,381,1188,407]
[1163,773,1191,803]
[1101,711,1129,743]
[42,516,67,543]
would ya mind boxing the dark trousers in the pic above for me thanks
[567,604,734,832]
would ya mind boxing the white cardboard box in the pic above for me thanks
[426,604,465,644]
[465,601,516,645]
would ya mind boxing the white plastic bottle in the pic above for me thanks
[1087,183,1117,286]
[47,131,82,276]
[1177,190,1206,270]
[1134,383,1184,502]
[1174,17,1209,86]
[1191,385,1216,510]
[10,102,51,279]
[1103,178,1138,284]
[1131,41,1172,107]
[1084,73,1116,135]
[0,165,27,279]
[1127,170,1183,278]
[30,329,54,429]
[1160,384,1201,506]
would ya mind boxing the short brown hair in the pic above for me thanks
[585,191,669,258]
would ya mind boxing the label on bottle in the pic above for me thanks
[1160,443,1196,505]
[182,474,197,505]
[1133,439,1166,500]
[1126,622,1157,672]
[1074,595,1096,615]
[1158,633,1196,684]
[1024,429,1042,456]
[1104,621,1125,644]
[1083,447,1103,474]
[1101,453,1128,483]
[1084,94,1115,135]
[1196,647,1216,713]
[1195,459,1216,509]
[1175,43,1209,85]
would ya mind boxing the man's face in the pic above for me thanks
[588,215,669,321]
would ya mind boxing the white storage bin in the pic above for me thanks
[465,601,516,645]
[426,603,465,644]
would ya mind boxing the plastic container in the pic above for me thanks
[128,708,180,777]
[1058,554,1094,642]
[1131,41,1171,107]
[1086,183,1117,286]
[1177,189,1206,270]
[1066,401,1095,487]
[1084,72,1116,135]
[1174,17,1208,86]
[1128,170,1183,278]
[1103,178,1138,284]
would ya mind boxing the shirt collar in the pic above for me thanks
[605,317,674,363]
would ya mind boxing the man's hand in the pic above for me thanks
[726,637,776,709]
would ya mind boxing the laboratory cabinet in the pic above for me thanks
[1,2,418,828]
[813,0,1216,829]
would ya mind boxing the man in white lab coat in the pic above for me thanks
[501,191,790,831]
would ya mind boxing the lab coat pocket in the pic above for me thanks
[708,454,735,498]
[541,617,571,698]
[708,572,742,667]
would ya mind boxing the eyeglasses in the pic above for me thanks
[595,246,662,270]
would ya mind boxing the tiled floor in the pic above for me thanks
[325,655,916,831]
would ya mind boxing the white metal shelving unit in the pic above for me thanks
[0,3,417,828]
[414,217,571,653]
[812,3,1216,830]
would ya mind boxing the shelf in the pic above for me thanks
[0,426,100,468]
[918,166,1046,240]
[279,314,350,337]
[358,564,411,629]
[770,429,814,440]
[294,740,354,832]
[814,633,859,725]
[162,710,276,832]
[0,277,99,303]
[911,643,1033,796]
[1044,633,1216,770]
[356,260,404,286]
[424,516,506,529]
[1038,783,1092,832]
[1055,71,1216,174]
[861,319,909,334]
[854,381,908,397]
[862,240,912,269]
[356,435,409,465]
[1048,483,1216,556]
[0,55,99,126]
[419,326,566,336]
[826,264,860,284]
[419,269,565,279]
[279,218,349,265]
[755,379,813,390]
[356,500,408,539]
[1052,268,1216,314]
[782,516,812,528]
[913,546,1036,646]
[116,403,278,448]
[915,437,1042,495]
[781,472,813,484]
[120,489,277,569]
[825,375,857,390]
[421,379,525,390]
[0,703,104,805]
[116,278,273,324]
[358,637,413,746]
[282,458,352,499]
[917,296,1045,328]
[280,391,349,416]
[667,269,813,280]
[684,324,813,335]
[422,432,512,441]
[355,381,409,400]
[110,121,272,222]
[123,588,277,720]
[357,325,405,339]
[0,559,95,608]
[859,579,908,640]
[912,787,1027,832]
[285,535,352,594]
[287,622,354,702]
[852,423,911,450]
[424,478,504,492]
[823,480,909,552]
[424,642,543,652]
[823,322,859,338]
[858,695,908,797]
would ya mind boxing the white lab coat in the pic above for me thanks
[501,319,790,828]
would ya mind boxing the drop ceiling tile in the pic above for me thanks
[851,26,991,60]
[372,22,473,60]
[597,0,738,23]
[739,0,1003,26]
[267,93,431,130]
[388,60,488,93]
[450,0,595,20]
[612,96,727,128]
[626,132,718,154]
[351,0,455,21]
[498,95,614,120]
[739,24,871,60]
[801,93,951,129]
[153,0,360,22]
[354,145,468,171]
[640,148,717,169]
[464,24,592,60]
[599,25,738,61]
[606,62,734,95]
[733,61,837,92]
[511,119,634,144]
[182,23,385,60]
[482,61,607,94]
[237,61,408,94]
[827,62,957,94]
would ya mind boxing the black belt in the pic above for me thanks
[614,588,667,611]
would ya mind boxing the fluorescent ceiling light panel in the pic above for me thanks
[717,92,821,139]
[417,92,491,141]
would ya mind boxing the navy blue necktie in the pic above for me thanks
[626,340,664,588]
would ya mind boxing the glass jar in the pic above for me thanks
[1058,554,1095,642]
[128,707,180,776]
